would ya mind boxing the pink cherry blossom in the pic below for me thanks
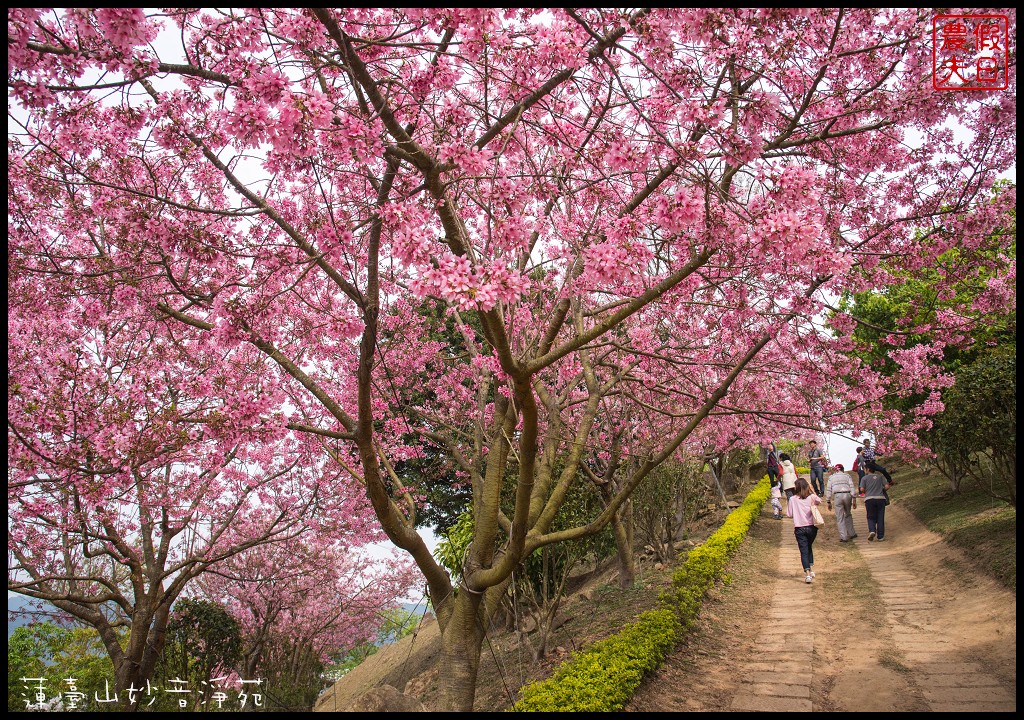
[8,7,1016,711]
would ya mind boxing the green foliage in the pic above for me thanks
[722,445,760,476]
[434,509,475,585]
[7,621,117,712]
[384,298,484,534]
[180,599,242,661]
[154,599,242,710]
[633,460,694,517]
[930,347,1016,505]
[835,199,1016,503]
[840,222,1015,368]
[397,447,470,535]
[53,627,118,708]
[8,622,69,711]
[774,439,807,466]
[516,478,614,605]
[632,459,704,560]
[831,194,1015,426]
[512,609,681,712]
[663,477,771,623]
[511,476,771,711]
[436,476,615,618]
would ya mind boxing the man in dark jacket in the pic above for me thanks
[807,440,828,497]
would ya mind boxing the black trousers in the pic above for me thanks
[866,460,893,484]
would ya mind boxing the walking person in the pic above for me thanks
[807,439,828,498]
[765,442,780,488]
[852,446,865,483]
[825,463,858,542]
[787,478,823,583]
[860,438,893,485]
[778,453,798,500]
[769,481,783,520]
[860,465,895,542]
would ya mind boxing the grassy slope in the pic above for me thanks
[888,456,1016,592]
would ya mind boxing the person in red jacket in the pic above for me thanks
[852,446,865,483]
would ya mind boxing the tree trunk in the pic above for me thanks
[436,593,487,711]
[611,505,635,590]
[138,601,171,696]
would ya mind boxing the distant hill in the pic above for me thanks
[9,594,429,640]
[402,600,429,617]
[8,594,37,637]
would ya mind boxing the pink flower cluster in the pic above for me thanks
[410,256,529,311]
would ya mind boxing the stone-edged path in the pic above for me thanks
[855,531,1015,712]
[729,536,818,712]
[627,493,1016,713]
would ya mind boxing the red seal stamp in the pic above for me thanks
[933,14,1009,90]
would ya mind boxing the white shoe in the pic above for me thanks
[805,575,813,584]
[810,571,816,578]
[868,531,876,541]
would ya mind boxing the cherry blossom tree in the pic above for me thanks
[8,8,1015,709]
[6,275,383,701]
[191,537,420,708]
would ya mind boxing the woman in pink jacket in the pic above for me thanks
[787,477,823,584]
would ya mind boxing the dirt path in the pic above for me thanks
[626,493,1016,712]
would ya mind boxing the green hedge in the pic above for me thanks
[512,474,775,711]
[509,608,681,712]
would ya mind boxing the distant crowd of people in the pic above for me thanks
[764,438,896,583]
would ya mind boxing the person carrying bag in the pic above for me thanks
[786,478,823,583]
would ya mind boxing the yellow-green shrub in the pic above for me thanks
[512,474,776,711]
[512,609,680,712]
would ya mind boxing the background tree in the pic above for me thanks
[154,599,242,711]
[192,537,419,709]
[511,478,614,660]
[832,193,1015,484]
[8,8,1015,710]
[929,348,1016,505]
[633,457,710,564]
[7,622,117,712]
[8,622,70,712]
[7,281,387,701]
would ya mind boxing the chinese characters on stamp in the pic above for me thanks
[933,14,1009,90]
